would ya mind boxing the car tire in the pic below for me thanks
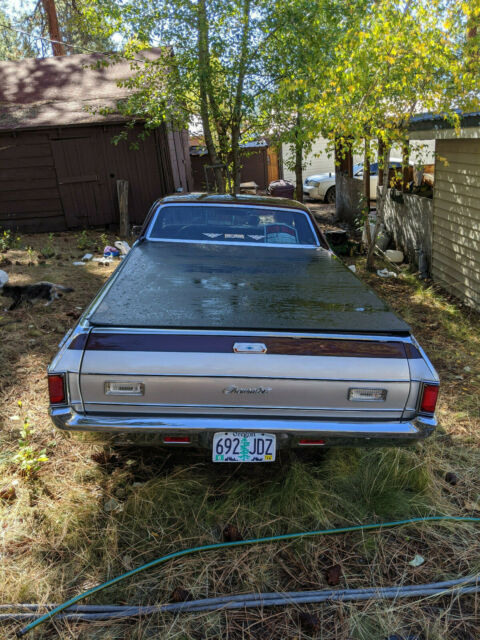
[324,186,336,204]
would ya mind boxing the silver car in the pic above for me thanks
[48,194,439,462]
[303,160,404,203]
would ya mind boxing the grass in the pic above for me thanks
[1,232,480,639]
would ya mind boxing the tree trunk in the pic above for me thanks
[41,0,66,56]
[294,112,303,202]
[363,137,371,204]
[366,146,390,271]
[197,0,225,193]
[231,0,251,194]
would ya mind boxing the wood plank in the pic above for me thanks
[0,178,58,191]
[436,174,480,199]
[437,139,480,155]
[435,186,480,208]
[0,188,61,202]
[432,239,480,278]
[435,162,480,178]
[434,200,480,227]
[0,215,67,233]
[433,249,480,281]
[434,217,480,244]
[432,262,480,308]
[434,168,480,188]
[0,166,57,181]
[0,143,51,159]
[0,198,63,214]
[435,150,480,166]
[0,156,55,169]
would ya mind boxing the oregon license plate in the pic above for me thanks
[212,432,276,462]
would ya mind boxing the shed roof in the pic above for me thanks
[408,111,480,139]
[0,48,164,132]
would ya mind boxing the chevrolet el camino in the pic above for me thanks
[48,194,439,462]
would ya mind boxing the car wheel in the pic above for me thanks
[325,186,336,204]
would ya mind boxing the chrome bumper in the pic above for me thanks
[51,407,436,447]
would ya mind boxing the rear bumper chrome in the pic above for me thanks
[50,407,436,447]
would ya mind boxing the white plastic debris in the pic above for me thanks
[385,249,404,263]
[72,261,86,266]
[348,264,356,273]
[0,270,9,287]
[82,253,93,261]
[409,554,425,567]
[377,268,397,278]
[115,241,131,255]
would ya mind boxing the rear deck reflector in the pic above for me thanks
[104,381,145,395]
[48,374,65,404]
[163,436,191,444]
[348,388,387,402]
[420,384,439,414]
[299,439,326,446]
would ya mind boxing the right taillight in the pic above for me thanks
[48,374,66,404]
[420,384,439,414]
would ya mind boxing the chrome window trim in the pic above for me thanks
[86,327,416,342]
[145,202,320,248]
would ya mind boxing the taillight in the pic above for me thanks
[420,384,439,414]
[48,374,65,404]
[298,439,326,446]
[163,436,191,444]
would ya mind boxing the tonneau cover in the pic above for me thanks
[89,242,411,334]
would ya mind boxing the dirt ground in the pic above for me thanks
[1,229,480,640]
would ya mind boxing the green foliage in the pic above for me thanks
[76,230,91,251]
[11,414,48,479]
[40,233,56,259]
[0,229,21,251]
[0,0,116,59]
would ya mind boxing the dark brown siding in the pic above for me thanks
[0,131,66,232]
[0,122,192,232]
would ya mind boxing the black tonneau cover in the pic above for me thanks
[89,242,411,334]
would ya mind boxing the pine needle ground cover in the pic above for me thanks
[1,232,479,639]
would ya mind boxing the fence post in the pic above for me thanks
[117,179,129,237]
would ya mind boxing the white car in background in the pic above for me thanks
[303,159,403,203]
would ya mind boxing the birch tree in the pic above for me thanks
[314,0,480,270]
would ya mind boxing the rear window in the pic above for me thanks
[147,204,318,246]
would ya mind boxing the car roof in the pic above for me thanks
[156,192,311,213]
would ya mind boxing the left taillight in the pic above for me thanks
[48,374,66,404]
[420,384,439,414]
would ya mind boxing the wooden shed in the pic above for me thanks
[408,112,480,310]
[0,49,192,232]
[190,140,280,191]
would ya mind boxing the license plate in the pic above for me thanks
[212,432,276,462]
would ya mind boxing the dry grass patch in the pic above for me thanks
[1,236,480,639]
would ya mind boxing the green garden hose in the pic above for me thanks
[17,515,480,636]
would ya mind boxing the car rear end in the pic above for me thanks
[48,327,439,460]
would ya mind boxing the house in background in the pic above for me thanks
[0,49,192,233]
[282,137,434,197]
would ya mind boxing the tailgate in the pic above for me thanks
[78,332,414,420]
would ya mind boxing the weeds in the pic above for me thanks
[39,232,55,259]
[0,228,22,251]
[77,229,92,251]
[10,408,49,478]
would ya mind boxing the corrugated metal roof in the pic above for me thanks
[409,111,480,132]
[0,48,164,131]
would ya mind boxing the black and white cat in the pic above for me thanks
[0,270,74,311]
